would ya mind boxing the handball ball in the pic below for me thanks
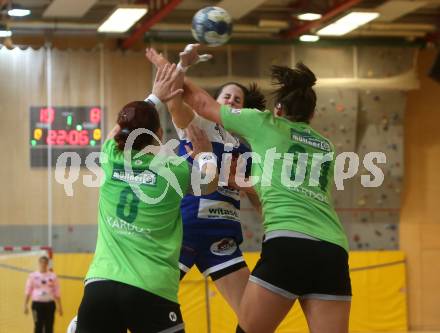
[67,316,77,333]
[191,7,232,47]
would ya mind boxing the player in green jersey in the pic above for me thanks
[76,64,218,333]
[175,45,351,333]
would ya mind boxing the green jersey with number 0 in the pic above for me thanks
[86,139,190,302]
[221,105,348,252]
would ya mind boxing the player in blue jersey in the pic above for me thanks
[146,48,265,314]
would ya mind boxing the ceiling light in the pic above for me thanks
[297,13,322,21]
[0,24,12,37]
[299,34,320,42]
[317,12,379,36]
[98,5,148,33]
[8,8,31,17]
[7,3,31,17]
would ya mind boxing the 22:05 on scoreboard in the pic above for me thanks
[30,106,104,167]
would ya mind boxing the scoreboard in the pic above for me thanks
[30,106,103,167]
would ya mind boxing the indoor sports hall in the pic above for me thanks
[0,0,439,332]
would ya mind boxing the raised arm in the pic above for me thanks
[145,48,195,129]
[165,66,195,129]
[108,63,182,139]
[183,79,222,125]
[146,46,222,125]
[178,44,222,124]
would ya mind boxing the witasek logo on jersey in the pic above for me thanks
[198,199,240,222]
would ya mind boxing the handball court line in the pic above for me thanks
[0,260,406,281]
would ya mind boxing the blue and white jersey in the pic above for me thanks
[175,115,251,235]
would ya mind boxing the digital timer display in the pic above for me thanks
[30,106,103,167]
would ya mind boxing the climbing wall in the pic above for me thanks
[345,90,404,250]
[312,89,404,250]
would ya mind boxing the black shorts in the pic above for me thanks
[250,236,352,301]
[77,280,184,333]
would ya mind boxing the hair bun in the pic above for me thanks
[114,101,160,152]
[118,107,136,125]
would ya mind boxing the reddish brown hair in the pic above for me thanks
[114,101,161,151]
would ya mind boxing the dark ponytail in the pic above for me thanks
[245,83,266,110]
[271,62,317,123]
[114,101,160,151]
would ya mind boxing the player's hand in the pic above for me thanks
[152,63,183,102]
[24,306,29,315]
[184,124,212,158]
[58,307,63,316]
[179,44,212,69]
[145,48,170,69]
